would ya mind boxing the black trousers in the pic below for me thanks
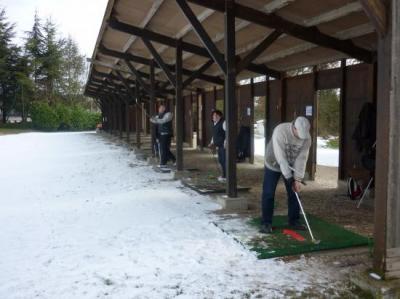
[217,146,226,178]
[159,135,176,165]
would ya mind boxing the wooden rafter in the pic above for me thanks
[108,17,281,78]
[360,0,387,37]
[186,0,374,63]
[236,30,282,74]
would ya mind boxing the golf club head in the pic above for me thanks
[312,239,321,245]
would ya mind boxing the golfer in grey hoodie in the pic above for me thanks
[260,116,311,234]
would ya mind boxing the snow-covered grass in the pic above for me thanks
[1,132,349,298]
[254,136,339,167]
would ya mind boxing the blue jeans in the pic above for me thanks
[261,167,300,225]
[217,146,226,178]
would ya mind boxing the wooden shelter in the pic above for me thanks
[85,0,400,279]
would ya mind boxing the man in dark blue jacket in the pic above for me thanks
[150,104,176,167]
[208,110,226,182]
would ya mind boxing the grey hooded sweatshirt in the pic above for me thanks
[265,122,311,180]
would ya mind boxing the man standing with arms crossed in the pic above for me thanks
[260,116,312,234]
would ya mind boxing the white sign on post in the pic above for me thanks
[305,105,313,116]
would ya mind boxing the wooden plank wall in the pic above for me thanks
[130,105,136,133]
[203,90,216,145]
[183,95,193,145]
[285,74,316,179]
[343,63,374,177]
[179,63,374,180]
[237,84,253,128]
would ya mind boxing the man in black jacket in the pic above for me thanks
[150,104,176,167]
[208,110,226,182]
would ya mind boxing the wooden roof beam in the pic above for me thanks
[137,0,295,74]
[142,37,177,88]
[99,44,224,86]
[236,30,282,74]
[186,0,375,63]
[176,0,226,74]
[182,59,214,88]
[123,60,153,95]
[115,71,138,102]
[360,0,387,37]
[108,17,281,78]
[91,69,174,97]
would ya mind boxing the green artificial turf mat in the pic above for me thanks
[248,215,372,259]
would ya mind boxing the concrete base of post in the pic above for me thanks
[350,271,400,299]
[216,195,248,211]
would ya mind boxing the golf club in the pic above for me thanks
[210,147,221,172]
[294,191,320,244]
[287,166,319,243]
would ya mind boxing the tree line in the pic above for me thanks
[0,8,90,124]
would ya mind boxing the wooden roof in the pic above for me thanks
[86,0,376,95]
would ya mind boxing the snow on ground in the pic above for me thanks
[254,136,339,167]
[1,132,347,298]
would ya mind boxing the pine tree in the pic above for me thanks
[318,89,340,137]
[0,8,18,123]
[14,54,34,122]
[60,36,85,102]
[24,11,44,99]
[40,18,64,103]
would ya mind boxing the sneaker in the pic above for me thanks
[217,176,226,182]
[288,222,307,231]
[158,164,168,168]
[260,223,273,234]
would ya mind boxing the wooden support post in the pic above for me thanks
[126,101,130,143]
[197,88,205,150]
[224,0,237,198]
[249,78,255,164]
[213,86,217,108]
[175,39,184,171]
[280,72,287,123]
[189,93,194,147]
[265,76,270,142]
[104,100,109,132]
[150,61,156,157]
[374,0,400,279]
[119,99,123,139]
[113,98,118,136]
[310,66,318,180]
[110,99,114,134]
[339,59,347,180]
[135,82,141,149]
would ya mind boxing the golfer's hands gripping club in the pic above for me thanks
[293,180,302,193]
[286,177,303,193]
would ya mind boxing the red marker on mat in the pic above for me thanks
[283,229,306,242]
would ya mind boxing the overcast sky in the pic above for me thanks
[1,0,108,58]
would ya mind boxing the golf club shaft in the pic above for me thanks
[211,148,220,171]
[294,191,316,242]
